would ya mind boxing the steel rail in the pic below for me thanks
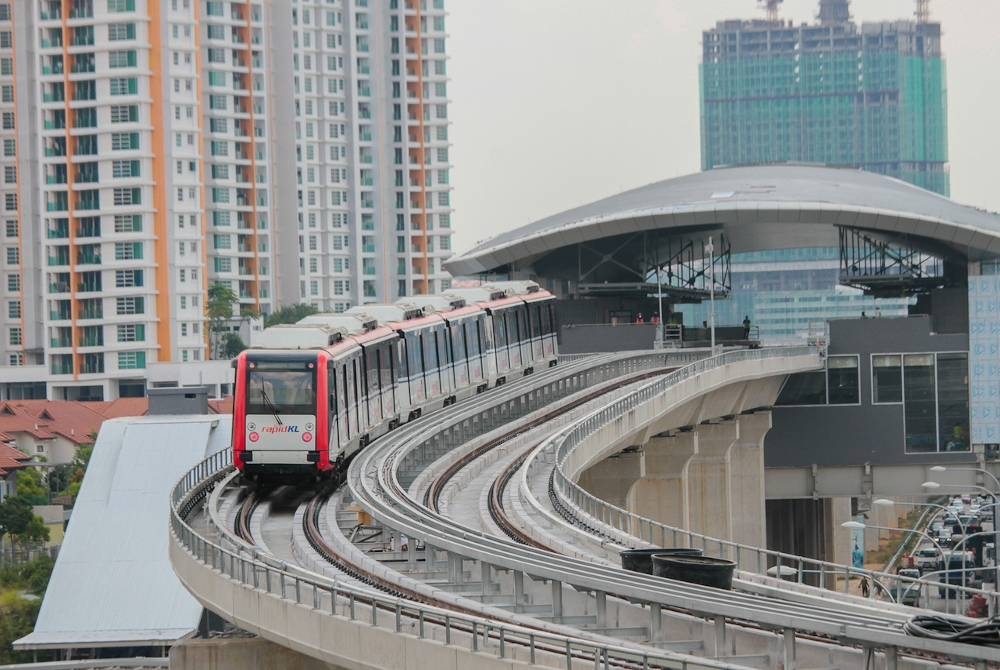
[347,347,999,665]
[170,451,739,670]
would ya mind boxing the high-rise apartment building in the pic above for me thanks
[684,0,947,341]
[280,0,453,312]
[0,0,453,401]
[701,0,948,195]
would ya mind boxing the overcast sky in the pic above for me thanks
[447,0,1000,253]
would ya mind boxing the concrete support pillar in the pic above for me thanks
[577,449,642,508]
[729,412,771,547]
[688,421,739,539]
[626,432,698,531]
[829,497,855,567]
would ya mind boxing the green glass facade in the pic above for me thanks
[701,18,948,195]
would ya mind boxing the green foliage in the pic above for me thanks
[47,465,73,497]
[0,589,41,664]
[265,303,319,327]
[19,517,48,548]
[0,497,32,544]
[12,470,47,506]
[0,556,54,596]
[220,333,247,359]
[206,283,240,360]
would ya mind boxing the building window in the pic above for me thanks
[108,50,137,68]
[113,187,140,205]
[937,353,969,452]
[111,132,139,150]
[776,371,826,406]
[117,324,145,342]
[872,354,902,403]
[7,300,19,318]
[115,296,144,315]
[826,355,858,405]
[118,351,146,369]
[903,354,937,453]
[115,269,142,287]
[110,104,138,123]
[107,23,136,41]
[114,214,141,233]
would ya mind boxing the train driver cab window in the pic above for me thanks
[247,359,316,415]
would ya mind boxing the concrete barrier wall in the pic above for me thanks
[559,324,657,353]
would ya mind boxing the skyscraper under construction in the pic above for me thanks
[700,0,948,195]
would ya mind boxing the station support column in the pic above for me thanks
[627,431,698,531]
[687,422,739,540]
[729,412,771,547]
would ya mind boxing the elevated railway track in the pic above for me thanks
[171,348,999,669]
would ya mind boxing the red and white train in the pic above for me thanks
[232,281,558,482]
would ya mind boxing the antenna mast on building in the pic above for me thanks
[915,0,930,23]
[758,0,782,22]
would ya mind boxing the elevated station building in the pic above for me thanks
[446,163,1000,561]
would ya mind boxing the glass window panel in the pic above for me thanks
[937,353,970,452]
[827,355,858,405]
[904,354,937,453]
[776,371,826,406]
[873,354,902,403]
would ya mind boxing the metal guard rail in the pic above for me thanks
[170,450,735,669]
[549,347,994,610]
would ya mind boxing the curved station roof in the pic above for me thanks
[445,165,1000,276]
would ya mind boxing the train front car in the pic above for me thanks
[233,325,339,484]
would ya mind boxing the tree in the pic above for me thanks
[220,333,247,359]
[10,470,46,506]
[0,590,40,664]
[16,516,48,549]
[206,283,239,359]
[0,497,31,548]
[265,303,319,327]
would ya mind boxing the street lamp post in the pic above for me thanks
[705,236,715,353]
[656,264,664,348]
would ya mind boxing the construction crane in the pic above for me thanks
[758,0,782,22]
[915,0,930,23]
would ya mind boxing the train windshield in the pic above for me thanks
[247,359,316,415]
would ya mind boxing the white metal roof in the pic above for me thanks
[15,415,232,651]
[445,164,1000,275]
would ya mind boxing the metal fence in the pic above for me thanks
[0,544,59,567]
[170,451,736,670]
[549,347,993,614]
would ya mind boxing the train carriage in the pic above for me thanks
[232,283,558,483]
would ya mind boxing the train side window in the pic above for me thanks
[506,310,518,345]
[367,348,379,396]
[436,326,449,367]
[406,332,422,378]
[475,318,486,356]
[451,323,466,362]
[422,330,438,372]
[334,361,340,446]
[494,313,507,348]
[341,365,351,438]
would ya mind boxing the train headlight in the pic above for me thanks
[249,432,260,443]
[302,433,313,443]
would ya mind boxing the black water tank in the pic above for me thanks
[652,555,736,590]
[620,548,702,574]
